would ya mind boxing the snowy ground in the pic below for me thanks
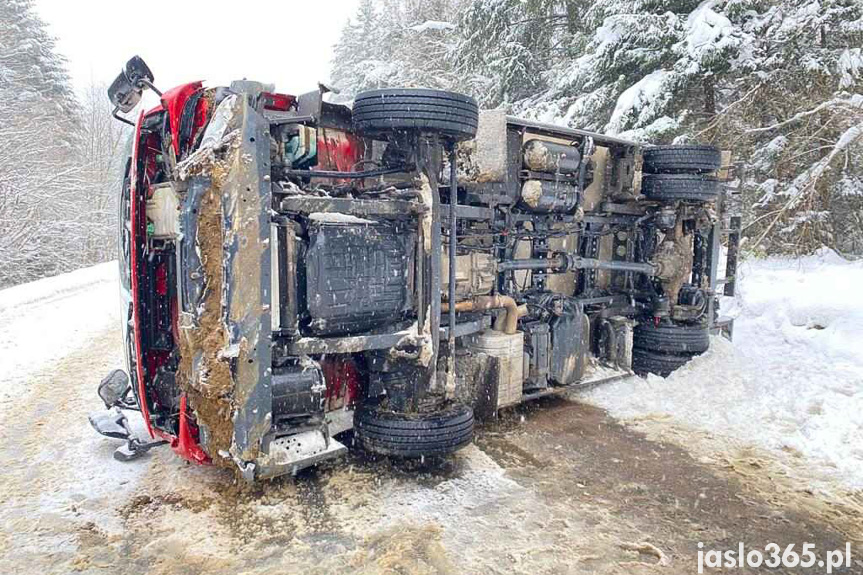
[584,249,863,492]
[0,262,120,418]
[0,257,861,574]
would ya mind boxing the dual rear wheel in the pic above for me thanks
[638,146,719,373]
[632,322,710,377]
[641,145,722,202]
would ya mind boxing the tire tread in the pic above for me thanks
[643,145,721,174]
[352,88,479,141]
[353,403,474,458]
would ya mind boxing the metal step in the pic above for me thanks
[256,430,348,480]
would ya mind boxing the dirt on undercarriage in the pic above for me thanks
[3,319,861,575]
[175,137,237,466]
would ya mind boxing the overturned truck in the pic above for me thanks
[90,57,735,480]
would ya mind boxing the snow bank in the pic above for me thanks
[734,248,863,364]
[0,261,117,312]
[584,250,863,489]
[0,262,120,406]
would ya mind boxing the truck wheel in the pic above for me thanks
[643,145,721,173]
[632,348,695,377]
[352,88,479,141]
[634,322,709,354]
[641,173,719,202]
[353,402,474,458]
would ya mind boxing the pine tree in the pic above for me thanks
[454,0,535,106]
[517,0,740,139]
[707,0,863,254]
[331,0,383,96]
[0,0,78,126]
[0,0,85,286]
[331,0,464,97]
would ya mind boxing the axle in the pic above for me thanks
[498,254,656,276]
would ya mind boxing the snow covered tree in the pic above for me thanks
[453,0,553,107]
[704,0,863,254]
[0,0,125,287]
[0,0,78,122]
[330,0,465,99]
[393,0,465,89]
[328,0,863,255]
[0,0,83,286]
[74,82,131,265]
[331,0,384,96]
[517,0,741,140]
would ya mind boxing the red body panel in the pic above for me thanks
[261,92,296,111]
[160,81,203,156]
[129,110,153,439]
[173,396,211,464]
[322,357,361,410]
[316,130,361,173]
[130,84,213,465]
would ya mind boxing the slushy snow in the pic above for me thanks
[584,249,863,489]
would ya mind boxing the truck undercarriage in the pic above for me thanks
[90,57,736,481]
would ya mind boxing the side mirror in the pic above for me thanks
[107,56,157,114]
[98,369,130,408]
[124,55,154,86]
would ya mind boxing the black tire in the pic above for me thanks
[354,402,474,457]
[352,88,479,141]
[632,348,695,377]
[634,322,709,354]
[641,173,719,202]
[643,145,721,174]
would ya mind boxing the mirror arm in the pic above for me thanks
[138,78,162,97]
[120,391,141,411]
[112,105,135,126]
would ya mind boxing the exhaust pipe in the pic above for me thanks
[442,295,526,335]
